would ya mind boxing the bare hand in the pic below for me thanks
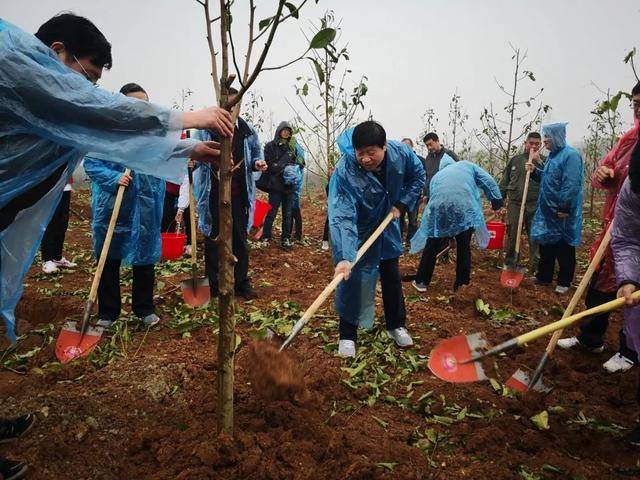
[529,150,541,163]
[618,284,640,307]
[391,206,402,219]
[190,141,221,165]
[187,159,195,169]
[183,107,234,137]
[595,165,614,183]
[175,210,184,224]
[525,161,535,173]
[557,211,570,219]
[255,160,268,172]
[118,172,132,187]
[334,260,353,280]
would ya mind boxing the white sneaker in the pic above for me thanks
[555,285,569,294]
[603,352,635,373]
[412,280,427,293]
[184,245,192,256]
[140,313,160,327]
[557,336,604,353]
[42,261,59,274]
[338,339,356,358]
[321,241,329,251]
[96,318,116,328]
[54,257,77,268]
[387,327,414,348]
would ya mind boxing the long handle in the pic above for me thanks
[280,211,396,350]
[514,152,533,257]
[187,165,198,264]
[527,223,613,387]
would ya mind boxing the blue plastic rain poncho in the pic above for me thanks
[291,139,305,210]
[530,123,584,246]
[0,19,196,341]
[84,158,165,265]
[410,156,502,254]
[329,129,425,327]
[193,121,263,236]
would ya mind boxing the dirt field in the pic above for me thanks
[1,190,638,479]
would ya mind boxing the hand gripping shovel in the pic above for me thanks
[180,165,210,307]
[507,223,614,391]
[428,288,639,384]
[55,169,131,363]
[500,150,534,289]
[278,211,396,351]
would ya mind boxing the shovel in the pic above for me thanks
[500,150,534,289]
[55,169,131,363]
[428,288,639,383]
[512,222,614,390]
[180,165,210,307]
[278,211,396,351]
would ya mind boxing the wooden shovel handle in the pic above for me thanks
[514,149,534,256]
[88,169,131,302]
[188,165,198,264]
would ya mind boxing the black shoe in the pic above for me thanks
[281,239,293,250]
[0,414,36,443]
[0,458,28,480]
[235,285,258,300]
[627,424,640,446]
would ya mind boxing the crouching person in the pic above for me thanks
[84,83,164,327]
[328,121,425,358]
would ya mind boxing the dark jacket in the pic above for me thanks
[500,151,546,206]
[257,121,299,194]
[424,147,459,198]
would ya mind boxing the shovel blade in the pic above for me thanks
[428,332,488,383]
[180,277,210,307]
[500,267,525,289]
[55,321,104,364]
[505,368,552,393]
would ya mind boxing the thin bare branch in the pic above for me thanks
[201,0,221,100]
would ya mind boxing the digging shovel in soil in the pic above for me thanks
[500,149,534,290]
[428,289,640,384]
[55,169,131,363]
[180,165,210,307]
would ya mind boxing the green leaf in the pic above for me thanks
[530,411,550,431]
[310,58,325,84]
[624,47,636,64]
[376,462,397,471]
[489,378,502,392]
[258,17,272,31]
[475,298,491,315]
[302,83,309,96]
[309,28,337,49]
[284,2,299,18]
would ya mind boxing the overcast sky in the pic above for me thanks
[4,0,640,149]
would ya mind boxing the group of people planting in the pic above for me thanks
[1,10,640,478]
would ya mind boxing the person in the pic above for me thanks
[321,167,335,251]
[399,138,427,243]
[84,83,168,327]
[162,134,193,254]
[499,132,545,271]
[527,123,584,295]
[257,122,305,250]
[410,157,503,292]
[40,178,78,274]
[609,146,640,445]
[422,132,460,201]
[0,413,36,479]
[0,13,231,345]
[291,149,306,242]
[193,87,267,300]
[558,83,640,372]
[329,121,425,357]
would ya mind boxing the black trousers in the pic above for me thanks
[292,206,303,240]
[161,192,191,243]
[262,191,294,241]
[41,191,71,262]
[322,216,330,242]
[578,285,638,361]
[537,240,576,287]
[400,207,419,243]
[339,257,406,341]
[204,198,250,292]
[97,258,155,320]
[415,228,473,289]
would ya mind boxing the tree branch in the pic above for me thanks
[201,0,221,100]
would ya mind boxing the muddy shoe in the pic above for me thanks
[555,285,569,294]
[412,280,427,293]
[321,241,329,251]
[0,458,28,480]
[96,318,116,329]
[140,314,160,327]
[557,337,604,353]
[281,239,293,251]
[338,340,356,358]
[0,414,36,443]
[387,327,414,348]
[603,352,635,373]
[53,257,77,269]
[236,286,258,300]
[42,260,59,274]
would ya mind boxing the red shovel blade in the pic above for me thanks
[505,368,552,393]
[500,267,525,289]
[55,321,104,364]
[428,333,488,383]
[181,277,211,307]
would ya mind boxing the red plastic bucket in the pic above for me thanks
[486,221,506,250]
[161,232,186,260]
[253,199,272,229]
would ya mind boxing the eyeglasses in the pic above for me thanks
[73,55,98,85]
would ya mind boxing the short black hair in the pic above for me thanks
[632,82,640,96]
[526,132,542,140]
[35,13,112,69]
[422,132,439,143]
[119,83,147,96]
[352,121,386,150]
[401,138,414,147]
